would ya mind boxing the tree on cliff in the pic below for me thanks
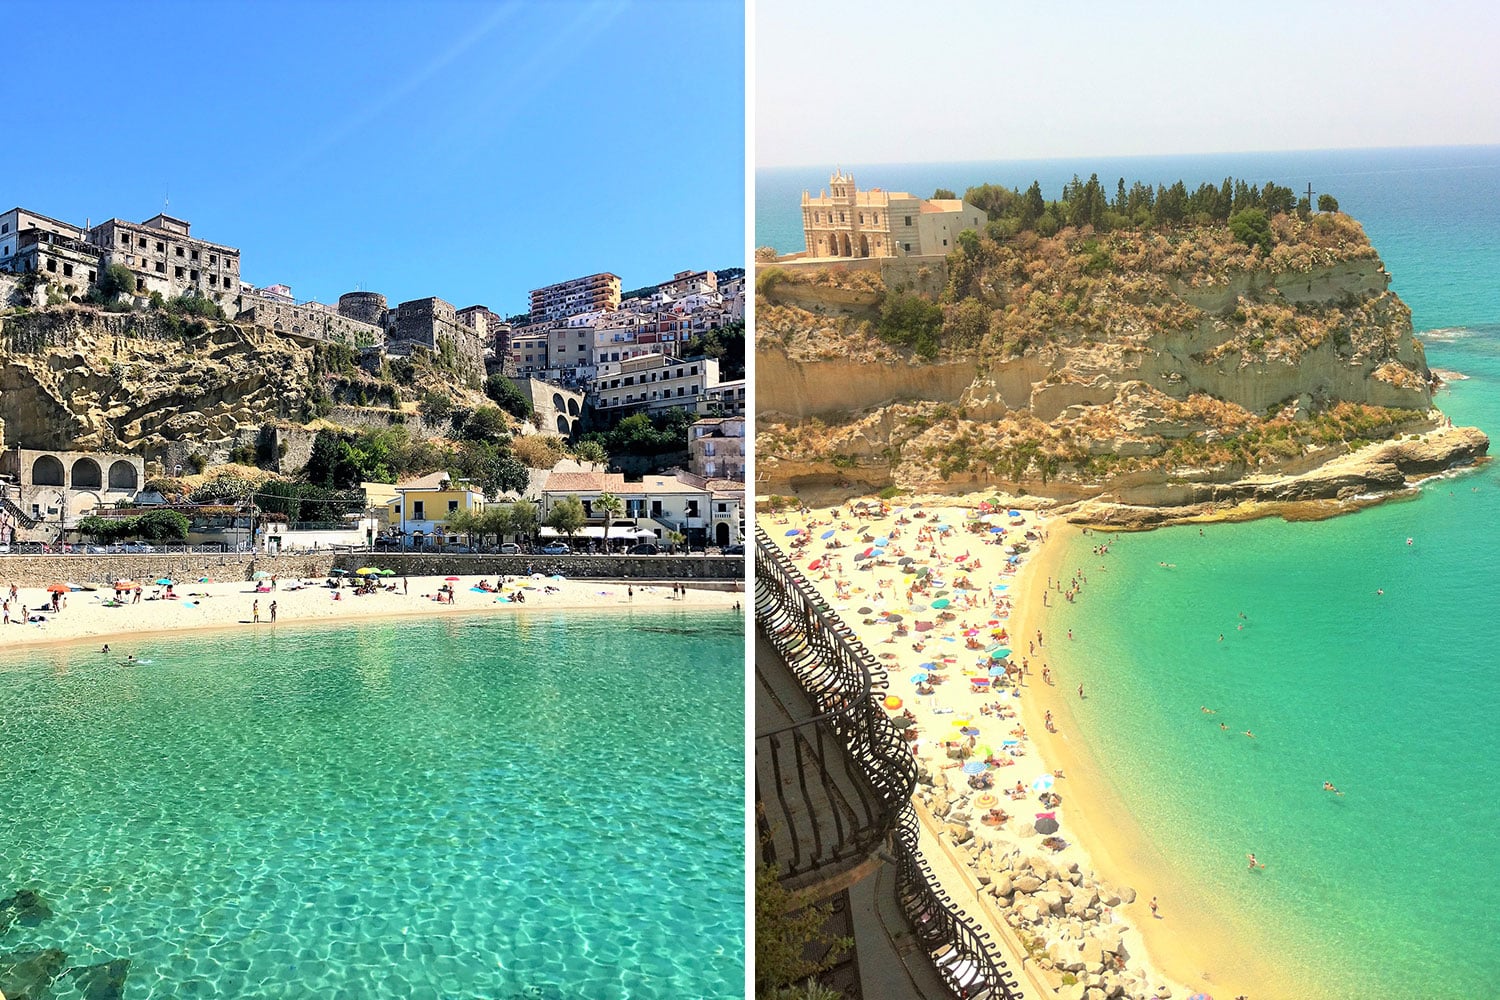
[484,374,532,420]
[1318,193,1340,213]
[1229,208,1273,256]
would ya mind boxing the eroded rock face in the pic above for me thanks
[0,308,319,455]
[756,236,1490,513]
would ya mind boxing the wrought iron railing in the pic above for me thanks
[755,524,1023,1000]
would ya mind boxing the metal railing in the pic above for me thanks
[755,525,916,886]
[755,525,1023,1000]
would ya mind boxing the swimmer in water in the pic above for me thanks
[1243,730,1256,739]
[1248,853,1265,870]
[101,644,110,653]
[1201,706,1216,713]
[1377,588,1384,595]
[1323,781,1344,796]
[1219,722,1228,731]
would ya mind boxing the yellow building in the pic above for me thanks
[801,169,984,259]
[388,473,486,547]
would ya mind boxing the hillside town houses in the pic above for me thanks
[0,203,744,551]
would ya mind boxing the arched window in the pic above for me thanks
[32,455,64,486]
[71,458,102,489]
[108,461,139,491]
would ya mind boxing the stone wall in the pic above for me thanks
[324,553,747,582]
[0,552,745,588]
[0,552,328,589]
[237,298,385,349]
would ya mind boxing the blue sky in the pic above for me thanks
[8,0,744,316]
[758,0,1500,167]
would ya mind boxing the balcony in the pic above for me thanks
[755,527,1026,1000]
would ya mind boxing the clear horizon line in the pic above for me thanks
[757,141,1500,173]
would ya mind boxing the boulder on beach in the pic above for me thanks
[1013,873,1044,893]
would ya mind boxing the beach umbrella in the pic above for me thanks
[1008,509,1022,517]
[857,606,873,615]
[785,529,801,536]
[991,648,1011,658]
[891,717,915,730]
[883,695,903,710]
[1031,774,1056,793]
[962,760,988,775]
[355,567,380,575]
[933,590,950,599]
[820,529,836,539]
[330,568,349,576]
[252,571,272,579]
[808,558,822,570]
[917,566,930,577]
[989,664,1007,676]
[884,613,903,623]
[975,745,994,759]
[853,551,871,562]
[909,671,929,684]
[932,598,951,609]
[915,622,934,632]
[45,582,69,594]
[444,576,460,582]
[875,536,889,546]
[918,662,937,670]
[1034,814,1060,835]
[379,569,396,576]
[898,556,915,565]
[154,578,174,586]
[989,526,1003,534]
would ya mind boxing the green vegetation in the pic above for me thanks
[682,319,746,381]
[483,373,532,420]
[877,290,943,358]
[76,509,190,542]
[545,495,586,539]
[1229,208,1273,255]
[581,408,695,461]
[301,426,528,497]
[755,861,851,998]
[1318,193,1340,213]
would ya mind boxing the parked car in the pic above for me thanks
[498,542,522,555]
[121,542,156,553]
[373,537,403,551]
[439,544,473,554]
[721,544,744,555]
[539,542,571,555]
[628,543,660,555]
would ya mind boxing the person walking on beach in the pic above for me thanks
[403,576,409,595]
[252,600,260,624]
[627,585,634,601]
[1149,896,1159,919]
[1077,684,1085,699]
[269,601,278,624]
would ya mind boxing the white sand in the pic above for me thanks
[0,572,739,653]
[764,495,1199,999]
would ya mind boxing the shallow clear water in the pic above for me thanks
[0,611,745,999]
[758,147,1500,996]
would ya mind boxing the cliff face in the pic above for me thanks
[0,307,319,455]
[757,215,1487,510]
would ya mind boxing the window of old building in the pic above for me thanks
[138,237,146,248]
[155,262,165,273]
[175,266,184,278]
[0,223,8,234]
[905,216,912,226]
[63,263,73,277]
[191,270,199,281]
[176,247,184,257]
[156,241,164,252]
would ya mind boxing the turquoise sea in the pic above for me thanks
[0,612,744,999]
[759,147,1500,997]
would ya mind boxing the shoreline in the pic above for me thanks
[763,491,1322,999]
[1010,526,1298,998]
[0,575,740,657]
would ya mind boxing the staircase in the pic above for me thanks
[0,496,41,529]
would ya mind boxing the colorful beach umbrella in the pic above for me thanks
[931,598,951,608]
[356,567,380,575]
[154,578,174,586]
[444,576,460,581]
[909,672,929,684]
[785,529,801,536]
[252,571,272,579]
[820,529,836,539]
[961,761,988,774]
[1031,774,1056,793]
[989,665,1007,676]
[45,582,69,593]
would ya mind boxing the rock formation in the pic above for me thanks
[756,214,1489,521]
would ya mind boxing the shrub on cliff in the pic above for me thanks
[484,373,532,420]
[878,290,943,358]
[1229,209,1273,256]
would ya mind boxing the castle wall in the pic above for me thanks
[237,298,385,349]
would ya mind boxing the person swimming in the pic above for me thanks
[1323,781,1344,796]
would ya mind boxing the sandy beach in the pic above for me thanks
[763,494,1212,1000]
[0,572,740,655]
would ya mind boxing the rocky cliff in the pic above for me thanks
[757,212,1489,517]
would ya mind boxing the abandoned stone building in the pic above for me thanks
[90,214,242,303]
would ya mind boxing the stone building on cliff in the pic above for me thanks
[801,170,984,259]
